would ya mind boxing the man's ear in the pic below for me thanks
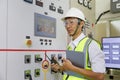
[79,21,85,30]
[80,21,85,26]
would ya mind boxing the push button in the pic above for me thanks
[25,39,32,47]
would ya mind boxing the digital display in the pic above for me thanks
[34,13,56,38]
[102,37,120,69]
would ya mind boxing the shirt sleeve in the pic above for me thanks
[88,40,106,73]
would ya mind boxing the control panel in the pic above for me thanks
[7,0,69,50]
[7,51,66,80]
[0,0,69,80]
[110,0,120,13]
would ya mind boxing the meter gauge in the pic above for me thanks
[83,0,88,7]
[78,0,83,4]
[88,0,92,9]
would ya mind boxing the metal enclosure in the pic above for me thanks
[0,0,69,80]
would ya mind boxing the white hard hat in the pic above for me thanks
[62,7,86,21]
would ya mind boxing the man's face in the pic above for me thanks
[64,17,79,36]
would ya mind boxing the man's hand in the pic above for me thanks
[51,57,75,73]
[51,62,60,72]
[51,57,60,73]
[62,58,74,71]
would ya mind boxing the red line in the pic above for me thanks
[0,48,65,52]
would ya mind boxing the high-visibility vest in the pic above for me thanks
[63,37,93,80]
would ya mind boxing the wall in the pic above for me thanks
[70,0,96,37]
[94,21,110,42]
[110,20,120,37]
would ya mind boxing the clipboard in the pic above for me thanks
[65,50,86,78]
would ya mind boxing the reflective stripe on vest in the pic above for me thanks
[63,37,92,80]
[75,37,92,70]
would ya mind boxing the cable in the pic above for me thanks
[45,54,58,64]
[71,19,82,36]
[95,10,110,24]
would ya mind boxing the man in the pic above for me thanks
[51,7,106,80]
